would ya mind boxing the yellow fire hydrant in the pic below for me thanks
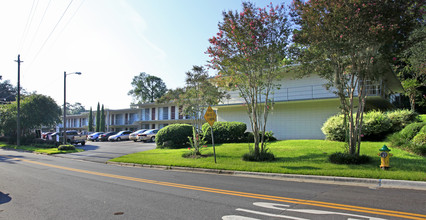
[378,145,393,170]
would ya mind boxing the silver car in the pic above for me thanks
[129,129,147,142]
[137,129,159,142]
[108,130,132,141]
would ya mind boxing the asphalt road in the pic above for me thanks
[53,140,156,163]
[1,148,426,220]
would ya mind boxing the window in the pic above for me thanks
[151,108,156,120]
[144,109,150,120]
[162,107,168,120]
[171,106,175,120]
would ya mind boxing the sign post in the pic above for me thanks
[204,106,217,163]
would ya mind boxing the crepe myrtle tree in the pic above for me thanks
[158,66,227,155]
[206,1,291,157]
[291,0,422,155]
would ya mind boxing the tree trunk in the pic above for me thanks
[410,93,416,112]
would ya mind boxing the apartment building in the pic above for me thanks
[64,102,192,132]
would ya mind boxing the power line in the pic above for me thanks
[27,0,74,69]
[52,0,85,46]
[27,0,52,54]
[17,0,39,54]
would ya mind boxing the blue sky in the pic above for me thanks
[0,0,291,109]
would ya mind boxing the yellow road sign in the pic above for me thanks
[204,106,216,127]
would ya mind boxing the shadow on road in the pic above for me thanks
[0,154,25,164]
[76,145,99,151]
[0,192,11,204]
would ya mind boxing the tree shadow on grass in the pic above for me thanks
[284,166,321,170]
[276,153,329,163]
[389,156,426,172]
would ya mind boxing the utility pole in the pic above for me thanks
[14,55,23,146]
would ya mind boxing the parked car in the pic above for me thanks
[42,132,53,139]
[98,131,117,142]
[50,130,86,145]
[137,129,159,142]
[108,130,132,141]
[129,129,147,142]
[87,132,104,141]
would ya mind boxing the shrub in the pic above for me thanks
[32,138,57,147]
[328,152,371,165]
[412,133,426,146]
[202,122,247,144]
[387,132,407,148]
[156,124,193,149]
[361,111,392,141]
[58,145,76,151]
[419,124,426,134]
[409,132,426,156]
[0,136,10,142]
[399,122,425,141]
[323,110,420,142]
[321,114,345,141]
[387,123,426,156]
[386,109,419,132]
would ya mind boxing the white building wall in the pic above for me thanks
[216,99,340,140]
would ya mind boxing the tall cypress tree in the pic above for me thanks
[95,102,100,132]
[88,107,93,132]
[100,104,106,132]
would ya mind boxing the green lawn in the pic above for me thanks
[110,140,426,181]
[0,143,83,154]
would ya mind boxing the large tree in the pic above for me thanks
[0,94,61,137]
[63,102,86,115]
[291,0,422,155]
[206,2,291,157]
[128,72,167,103]
[396,17,425,112]
[0,80,17,103]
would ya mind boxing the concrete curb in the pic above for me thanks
[106,161,426,191]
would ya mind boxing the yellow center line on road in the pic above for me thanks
[2,154,426,220]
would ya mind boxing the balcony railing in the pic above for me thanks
[221,82,386,105]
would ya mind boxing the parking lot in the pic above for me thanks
[52,140,156,163]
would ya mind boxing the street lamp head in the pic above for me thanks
[65,71,82,76]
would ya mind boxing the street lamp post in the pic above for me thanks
[63,71,81,144]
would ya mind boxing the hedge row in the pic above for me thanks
[202,121,247,144]
[387,122,426,156]
[156,122,277,149]
[322,110,419,142]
